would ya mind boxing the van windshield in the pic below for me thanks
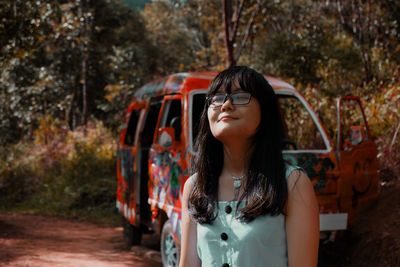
[278,94,327,151]
[189,91,327,152]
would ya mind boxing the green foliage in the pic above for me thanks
[0,143,38,204]
[2,0,397,143]
[0,118,118,221]
[0,0,158,144]
[361,81,400,182]
[141,1,201,72]
[377,123,400,183]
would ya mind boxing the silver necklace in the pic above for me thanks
[229,172,245,200]
[231,174,245,189]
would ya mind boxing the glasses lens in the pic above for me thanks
[231,92,251,105]
[210,94,226,107]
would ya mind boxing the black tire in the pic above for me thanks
[161,220,180,267]
[122,217,142,247]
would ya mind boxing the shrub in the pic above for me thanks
[0,117,118,220]
[376,121,400,183]
[0,142,41,206]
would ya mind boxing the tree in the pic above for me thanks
[334,0,375,83]
[141,1,199,74]
[0,0,157,143]
[222,0,263,68]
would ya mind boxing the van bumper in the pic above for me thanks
[319,213,348,231]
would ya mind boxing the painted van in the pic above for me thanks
[116,72,379,266]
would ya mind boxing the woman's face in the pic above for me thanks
[207,81,261,144]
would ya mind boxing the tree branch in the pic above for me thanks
[236,0,263,62]
[223,0,235,67]
[231,0,245,44]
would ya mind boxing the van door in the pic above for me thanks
[117,101,144,225]
[148,95,183,228]
[278,92,339,197]
[337,96,379,224]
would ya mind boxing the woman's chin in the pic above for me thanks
[213,130,253,143]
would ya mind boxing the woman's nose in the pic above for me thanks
[220,96,234,111]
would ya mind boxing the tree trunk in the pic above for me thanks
[336,0,373,83]
[81,48,88,132]
[222,0,235,68]
[222,0,262,69]
[79,0,93,135]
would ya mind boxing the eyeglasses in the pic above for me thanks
[207,92,252,108]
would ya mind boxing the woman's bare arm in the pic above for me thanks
[286,170,320,267]
[179,175,201,267]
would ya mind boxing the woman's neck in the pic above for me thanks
[222,140,252,175]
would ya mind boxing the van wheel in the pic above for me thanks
[123,217,142,246]
[161,220,180,267]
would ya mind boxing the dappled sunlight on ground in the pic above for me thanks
[0,213,162,267]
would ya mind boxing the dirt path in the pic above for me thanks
[319,182,400,267]
[0,213,162,267]
[1,182,399,267]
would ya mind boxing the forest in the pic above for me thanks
[0,0,399,223]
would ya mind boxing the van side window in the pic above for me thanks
[278,95,326,150]
[159,99,182,127]
[141,101,162,145]
[159,99,182,141]
[124,110,139,146]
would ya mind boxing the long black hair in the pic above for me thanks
[189,66,288,224]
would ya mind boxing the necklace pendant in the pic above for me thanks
[233,179,241,189]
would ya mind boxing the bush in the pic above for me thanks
[376,121,400,183]
[0,117,118,222]
[0,144,38,206]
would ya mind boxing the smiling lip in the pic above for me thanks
[218,115,236,122]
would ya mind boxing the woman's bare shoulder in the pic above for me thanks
[286,169,313,194]
[182,174,197,199]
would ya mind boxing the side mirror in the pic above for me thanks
[342,125,365,151]
[170,116,181,141]
[156,127,175,149]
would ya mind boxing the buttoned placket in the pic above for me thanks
[218,201,238,267]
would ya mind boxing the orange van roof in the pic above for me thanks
[134,72,296,100]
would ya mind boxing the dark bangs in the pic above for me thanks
[207,66,261,97]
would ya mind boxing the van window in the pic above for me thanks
[141,100,162,145]
[124,110,139,146]
[191,92,207,151]
[278,95,326,150]
[340,100,369,149]
[159,99,182,128]
[157,98,182,142]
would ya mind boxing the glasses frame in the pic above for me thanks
[207,92,252,108]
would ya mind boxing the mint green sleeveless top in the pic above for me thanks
[196,165,301,267]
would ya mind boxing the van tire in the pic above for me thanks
[123,217,142,246]
[161,220,180,267]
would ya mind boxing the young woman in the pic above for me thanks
[180,66,319,267]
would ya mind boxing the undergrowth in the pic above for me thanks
[0,117,120,225]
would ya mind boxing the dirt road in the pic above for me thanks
[0,213,162,267]
[1,182,399,266]
[319,181,400,267]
